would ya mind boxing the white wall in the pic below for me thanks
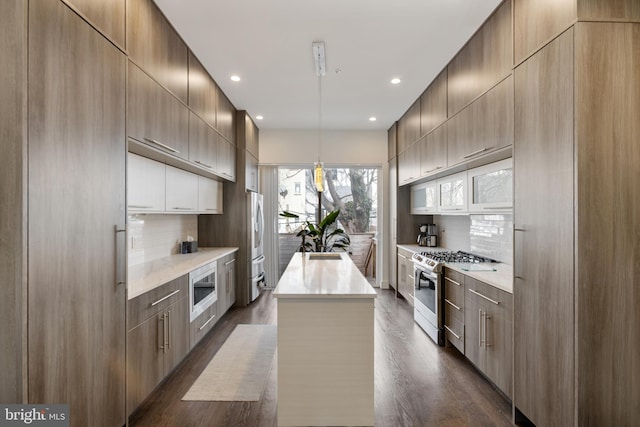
[259,129,387,165]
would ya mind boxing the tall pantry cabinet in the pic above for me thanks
[1,0,127,426]
[513,0,640,425]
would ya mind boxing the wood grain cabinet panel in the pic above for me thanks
[514,0,576,64]
[388,123,397,161]
[188,52,217,128]
[443,270,465,354]
[189,112,218,173]
[575,22,640,426]
[217,138,236,182]
[448,0,512,116]
[513,29,575,427]
[420,70,447,136]
[420,125,447,177]
[64,0,125,47]
[397,99,421,152]
[216,91,236,143]
[28,1,126,425]
[126,0,188,103]
[190,302,218,349]
[578,0,640,21]
[447,75,513,167]
[398,142,420,185]
[128,61,189,161]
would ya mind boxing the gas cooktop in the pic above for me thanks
[419,250,496,264]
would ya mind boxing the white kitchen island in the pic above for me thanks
[273,252,377,427]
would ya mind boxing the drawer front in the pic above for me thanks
[128,275,188,329]
[444,275,464,307]
[444,316,464,354]
[465,276,513,312]
[444,296,464,325]
[190,302,218,349]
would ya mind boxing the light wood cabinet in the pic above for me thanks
[198,176,223,214]
[190,301,218,349]
[397,247,414,306]
[514,29,574,426]
[420,70,447,136]
[166,165,198,213]
[388,122,397,161]
[397,99,421,153]
[419,125,447,177]
[447,75,513,168]
[217,252,237,313]
[246,153,259,192]
[464,277,512,398]
[65,0,125,47]
[577,0,640,21]
[28,1,126,425]
[189,112,217,173]
[128,61,189,161]
[128,153,166,212]
[216,91,236,143]
[388,156,398,292]
[188,51,217,128]
[126,0,188,103]
[398,142,420,186]
[126,276,189,414]
[447,0,512,116]
[513,0,576,64]
[443,270,465,354]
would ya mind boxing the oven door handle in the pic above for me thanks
[252,255,265,265]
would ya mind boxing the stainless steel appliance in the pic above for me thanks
[189,261,217,322]
[250,192,266,301]
[417,224,438,247]
[411,250,495,345]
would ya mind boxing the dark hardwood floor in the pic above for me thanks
[129,289,512,426]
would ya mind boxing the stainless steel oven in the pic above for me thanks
[189,261,217,322]
[413,262,444,346]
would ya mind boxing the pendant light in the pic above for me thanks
[312,41,326,193]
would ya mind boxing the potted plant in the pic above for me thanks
[280,209,350,253]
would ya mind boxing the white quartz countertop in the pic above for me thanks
[396,244,513,294]
[273,252,377,299]
[128,247,238,300]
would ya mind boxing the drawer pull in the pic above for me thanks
[194,160,213,169]
[444,325,461,340]
[445,277,461,287]
[444,298,461,311]
[462,146,493,159]
[398,254,407,260]
[171,207,194,211]
[224,259,236,266]
[199,314,216,330]
[150,289,181,307]
[469,288,500,305]
[128,205,152,209]
[144,137,180,153]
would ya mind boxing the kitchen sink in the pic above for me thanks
[308,253,342,260]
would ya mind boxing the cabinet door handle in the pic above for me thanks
[479,309,483,348]
[484,206,512,210]
[462,146,493,159]
[115,226,126,286]
[444,325,461,340]
[224,259,236,266]
[128,205,153,209]
[199,313,216,331]
[469,288,500,305]
[484,313,491,349]
[194,160,213,169]
[166,310,171,350]
[150,289,181,307]
[445,277,461,287]
[445,298,461,311]
[515,226,525,280]
[144,137,180,154]
[158,314,167,353]
[398,254,407,260]
[171,207,194,211]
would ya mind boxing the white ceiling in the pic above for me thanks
[154,0,502,131]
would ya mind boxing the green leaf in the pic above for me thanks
[318,209,340,229]
[279,211,300,218]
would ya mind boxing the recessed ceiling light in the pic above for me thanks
[390,78,401,85]
[230,75,241,82]
[256,115,264,120]
[369,117,377,122]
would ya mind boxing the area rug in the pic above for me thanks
[182,324,277,401]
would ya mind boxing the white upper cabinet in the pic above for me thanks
[165,165,198,213]
[437,171,467,213]
[128,153,165,212]
[468,158,513,213]
[410,181,438,214]
[198,176,223,214]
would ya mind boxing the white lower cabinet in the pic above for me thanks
[166,165,198,213]
[128,153,165,212]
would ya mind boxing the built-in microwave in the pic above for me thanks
[189,261,217,322]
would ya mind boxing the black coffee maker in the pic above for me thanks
[417,224,437,247]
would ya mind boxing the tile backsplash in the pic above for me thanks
[128,214,198,266]
[434,214,513,264]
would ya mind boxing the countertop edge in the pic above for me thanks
[128,247,239,300]
[272,293,377,299]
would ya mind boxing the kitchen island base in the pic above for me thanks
[277,298,374,427]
